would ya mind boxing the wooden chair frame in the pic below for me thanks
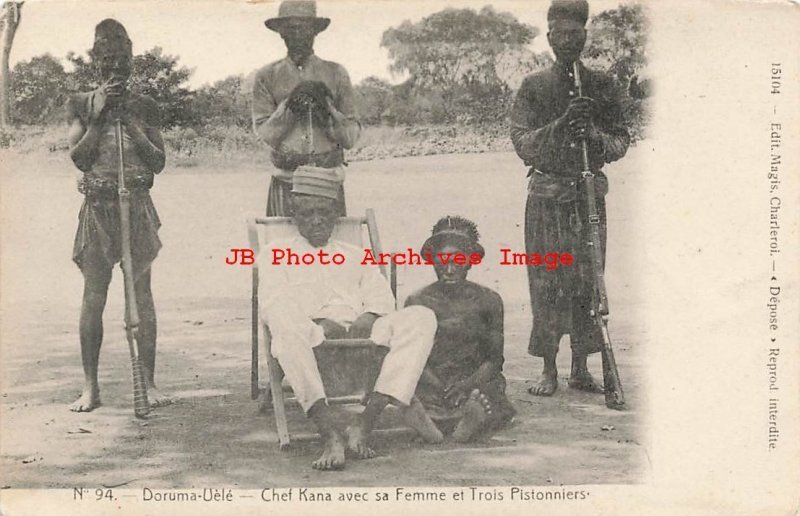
[248,210,397,449]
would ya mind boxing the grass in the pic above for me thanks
[3,121,645,172]
[1,123,515,169]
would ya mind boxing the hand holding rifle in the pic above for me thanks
[565,97,601,143]
[287,80,333,124]
[90,77,127,124]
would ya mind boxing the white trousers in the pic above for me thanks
[266,305,436,412]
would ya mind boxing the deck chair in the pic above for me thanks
[248,210,398,449]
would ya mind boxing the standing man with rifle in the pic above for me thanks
[67,19,170,413]
[510,0,628,406]
[252,0,360,217]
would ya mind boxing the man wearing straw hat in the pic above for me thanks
[510,0,629,398]
[258,169,442,470]
[66,19,170,412]
[252,0,360,216]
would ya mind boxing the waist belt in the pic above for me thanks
[527,169,608,203]
[78,175,152,200]
[271,148,345,171]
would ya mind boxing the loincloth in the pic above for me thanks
[72,190,161,277]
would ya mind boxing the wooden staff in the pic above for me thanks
[115,117,150,418]
[306,103,314,155]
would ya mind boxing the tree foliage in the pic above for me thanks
[584,4,648,85]
[9,4,649,139]
[382,6,537,89]
[380,6,542,123]
[495,47,553,91]
[10,53,68,125]
[584,4,650,141]
[353,76,393,125]
[1,1,25,127]
[191,74,251,128]
[12,47,196,128]
[129,47,196,128]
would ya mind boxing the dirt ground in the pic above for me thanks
[0,147,649,488]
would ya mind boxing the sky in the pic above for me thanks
[9,0,628,88]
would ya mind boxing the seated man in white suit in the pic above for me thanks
[258,168,442,470]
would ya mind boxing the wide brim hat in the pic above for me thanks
[265,1,330,33]
[421,216,485,259]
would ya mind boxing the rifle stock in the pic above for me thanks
[116,118,150,419]
[572,61,625,410]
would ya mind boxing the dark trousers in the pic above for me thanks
[524,183,606,357]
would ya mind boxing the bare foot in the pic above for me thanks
[69,387,101,412]
[344,424,376,459]
[568,371,604,393]
[527,371,558,396]
[453,390,492,443]
[312,432,346,471]
[402,397,443,444]
[147,387,173,408]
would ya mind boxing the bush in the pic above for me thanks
[624,97,651,143]
[0,125,69,154]
[163,123,515,164]
[348,123,512,162]
[162,124,263,166]
[0,128,15,148]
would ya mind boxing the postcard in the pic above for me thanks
[0,0,797,514]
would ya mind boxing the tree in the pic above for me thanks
[9,47,195,128]
[10,54,68,125]
[66,46,196,128]
[354,76,394,125]
[382,6,537,88]
[130,47,196,128]
[1,1,24,127]
[381,6,539,122]
[495,47,553,92]
[64,51,95,92]
[584,4,651,141]
[584,4,648,86]
[191,74,251,128]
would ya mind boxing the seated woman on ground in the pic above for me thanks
[405,216,516,442]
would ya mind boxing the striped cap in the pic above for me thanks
[291,166,342,200]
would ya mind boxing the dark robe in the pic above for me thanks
[510,61,629,356]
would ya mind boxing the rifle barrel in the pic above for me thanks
[571,61,624,409]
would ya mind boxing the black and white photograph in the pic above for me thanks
[0,0,797,514]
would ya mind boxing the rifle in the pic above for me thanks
[572,61,625,410]
[115,117,151,418]
[306,101,315,155]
